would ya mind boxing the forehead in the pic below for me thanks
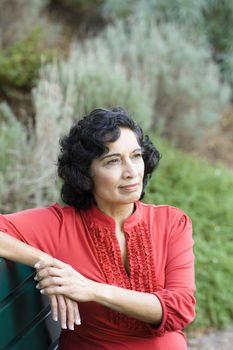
[106,128,140,152]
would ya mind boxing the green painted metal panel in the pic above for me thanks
[0,260,34,301]
[0,259,60,350]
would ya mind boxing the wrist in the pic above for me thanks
[92,282,113,304]
[34,253,53,267]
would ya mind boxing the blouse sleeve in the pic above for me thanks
[0,203,64,257]
[149,208,196,336]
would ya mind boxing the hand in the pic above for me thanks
[49,294,81,330]
[34,258,81,330]
[34,258,97,303]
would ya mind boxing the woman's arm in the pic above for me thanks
[0,230,49,266]
[94,283,162,324]
[0,231,81,330]
[35,259,163,325]
[89,283,162,324]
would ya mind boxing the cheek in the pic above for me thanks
[93,171,119,189]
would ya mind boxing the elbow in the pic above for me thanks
[149,290,196,335]
[168,292,196,331]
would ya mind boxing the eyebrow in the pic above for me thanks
[100,148,142,161]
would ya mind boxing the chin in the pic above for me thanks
[122,192,141,203]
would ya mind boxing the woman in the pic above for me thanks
[0,107,196,349]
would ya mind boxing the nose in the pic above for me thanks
[122,159,137,179]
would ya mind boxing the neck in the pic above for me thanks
[95,201,135,227]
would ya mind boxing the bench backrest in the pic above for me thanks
[0,259,60,350]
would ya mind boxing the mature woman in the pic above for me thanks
[0,107,195,349]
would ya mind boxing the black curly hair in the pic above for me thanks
[57,107,160,210]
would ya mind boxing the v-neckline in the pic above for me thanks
[81,201,158,328]
[114,229,131,279]
[82,201,158,292]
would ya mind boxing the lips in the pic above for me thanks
[119,183,139,190]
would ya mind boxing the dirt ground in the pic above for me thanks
[188,325,233,350]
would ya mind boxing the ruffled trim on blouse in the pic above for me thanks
[87,210,158,330]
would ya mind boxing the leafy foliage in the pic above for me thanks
[33,44,153,128]
[0,28,55,92]
[88,18,230,146]
[0,98,60,213]
[144,135,233,331]
[102,0,233,91]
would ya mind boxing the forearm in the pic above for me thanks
[0,230,50,267]
[93,283,163,324]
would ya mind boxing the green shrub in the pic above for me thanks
[203,0,233,89]
[0,28,55,92]
[0,100,60,213]
[145,135,233,331]
[102,0,233,92]
[33,16,230,147]
[102,0,135,20]
[0,103,27,172]
[0,102,30,212]
[89,18,230,147]
[33,44,153,128]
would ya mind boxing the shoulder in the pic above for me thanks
[3,202,80,225]
[139,201,192,234]
[140,201,190,220]
[49,202,81,222]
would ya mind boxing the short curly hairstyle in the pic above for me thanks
[57,107,160,210]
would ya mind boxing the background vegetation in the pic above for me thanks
[0,0,233,335]
[145,138,233,332]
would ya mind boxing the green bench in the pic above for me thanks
[0,258,60,350]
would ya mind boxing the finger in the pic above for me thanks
[36,276,63,289]
[40,285,66,295]
[49,295,58,321]
[57,295,67,329]
[35,267,64,281]
[34,258,54,269]
[35,258,68,270]
[65,297,75,330]
[73,301,81,325]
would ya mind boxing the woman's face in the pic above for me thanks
[90,128,145,208]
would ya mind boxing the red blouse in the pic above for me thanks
[0,201,196,350]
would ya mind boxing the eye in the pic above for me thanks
[133,153,142,159]
[106,158,120,165]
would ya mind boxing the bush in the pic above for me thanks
[102,0,233,93]
[0,28,55,93]
[144,135,233,331]
[32,17,231,148]
[0,100,60,213]
[0,103,27,173]
[89,18,230,147]
[0,102,30,212]
[33,43,153,128]
[0,36,153,211]
[203,0,233,89]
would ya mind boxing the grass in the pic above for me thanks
[144,135,233,332]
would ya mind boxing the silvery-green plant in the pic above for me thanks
[88,17,230,146]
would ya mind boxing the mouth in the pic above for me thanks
[119,183,139,191]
